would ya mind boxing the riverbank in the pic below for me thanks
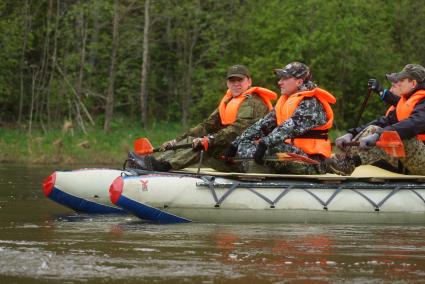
[0,122,182,165]
[0,122,344,165]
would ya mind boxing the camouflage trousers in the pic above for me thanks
[156,136,240,172]
[236,140,327,175]
[349,125,425,175]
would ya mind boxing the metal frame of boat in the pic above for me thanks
[109,166,425,224]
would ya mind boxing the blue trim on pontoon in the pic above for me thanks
[48,187,125,214]
[115,195,191,223]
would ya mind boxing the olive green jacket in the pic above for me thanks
[177,94,271,152]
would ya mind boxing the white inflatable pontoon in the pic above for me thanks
[109,166,425,224]
[43,169,127,214]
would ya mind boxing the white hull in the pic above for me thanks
[110,166,425,223]
[43,169,128,214]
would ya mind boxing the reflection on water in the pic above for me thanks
[1,164,425,283]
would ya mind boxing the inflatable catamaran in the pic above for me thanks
[108,166,425,224]
[43,166,425,224]
[42,133,425,223]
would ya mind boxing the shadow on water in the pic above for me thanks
[1,164,425,283]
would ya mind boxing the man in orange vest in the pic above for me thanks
[128,64,277,172]
[223,62,336,174]
[328,64,425,175]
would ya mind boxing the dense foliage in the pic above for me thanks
[1,0,423,133]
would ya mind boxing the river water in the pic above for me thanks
[1,164,425,283]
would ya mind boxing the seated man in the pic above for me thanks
[223,62,336,174]
[327,64,425,175]
[128,64,277,172]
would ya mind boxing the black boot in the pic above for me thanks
[127,151,154,170]
[127,152,171,172]
[150,157,172,171]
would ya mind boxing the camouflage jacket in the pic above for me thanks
[176,94,271,149]
[232,95,328,148]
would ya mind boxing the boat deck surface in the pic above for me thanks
[173,165,425,183]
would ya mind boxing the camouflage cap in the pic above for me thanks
[274,62,311,82]
[386,64,425,83]
[226,64,250,79]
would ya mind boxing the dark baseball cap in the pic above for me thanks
[226,64,250,79]
[274,62,311,81]
[386,64,425,83]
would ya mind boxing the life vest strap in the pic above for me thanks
[295,130,329,140]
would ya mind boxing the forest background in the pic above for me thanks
[0,0,423,164]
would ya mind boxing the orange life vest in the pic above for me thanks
[386,90,425,141]
[219,87,277,125]
[274,88,336,157]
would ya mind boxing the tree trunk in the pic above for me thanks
[76,6,87,105]
[165,15,174,121]
[33,0,53,130]
[45,0,60,129]
[140,0,150,128]
[103,0,120,132]
[18,0,31,125]
[88,0,100,69]
[28,66,39,135]
[181,1,200,129]
[53,59,94,131]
